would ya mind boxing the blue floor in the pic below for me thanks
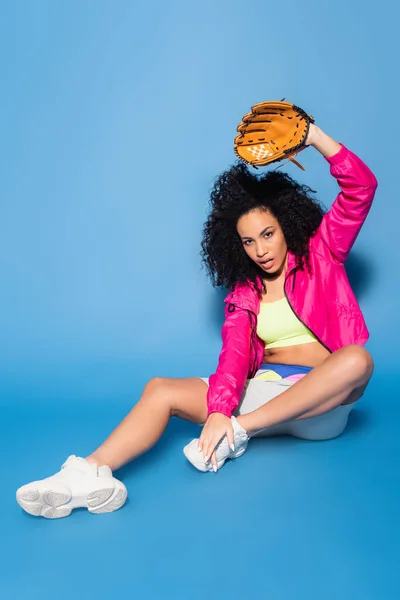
[2,373,399,600]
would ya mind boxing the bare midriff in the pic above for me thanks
[263,341,330,368]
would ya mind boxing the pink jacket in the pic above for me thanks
[207,144,378,417]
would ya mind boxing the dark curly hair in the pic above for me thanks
[201,162,325,295]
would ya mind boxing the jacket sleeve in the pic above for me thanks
[314,144,378,263]
[206,302,251,418]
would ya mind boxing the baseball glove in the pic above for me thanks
[234,100,314,170]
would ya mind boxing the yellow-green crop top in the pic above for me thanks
[257,297,317,349]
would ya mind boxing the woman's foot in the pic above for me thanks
[16,456,127,519]
[183,416,249,472]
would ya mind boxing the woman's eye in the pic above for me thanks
[265,232,272,238]
[244,240,253,246]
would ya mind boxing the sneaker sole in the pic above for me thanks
[16,481,127,519]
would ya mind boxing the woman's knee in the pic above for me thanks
[143,377,171,403]
[143,377,208,421]
[340,345,374,384]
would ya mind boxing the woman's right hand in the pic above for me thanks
[197,412,235,472]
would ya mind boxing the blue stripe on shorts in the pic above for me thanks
[258,363,313,378]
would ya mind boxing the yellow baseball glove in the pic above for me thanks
[234,100,314,170]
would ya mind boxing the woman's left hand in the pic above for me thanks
[198,413,235,471]
[305,123,319,146]
[305,123,342,158]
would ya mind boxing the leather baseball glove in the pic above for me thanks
[234,100,314,170]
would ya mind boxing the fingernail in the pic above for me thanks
[213,465,218,473]
[204,456,209,463]
[230,444,235,452]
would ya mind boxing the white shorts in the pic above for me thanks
[200,368,353,441]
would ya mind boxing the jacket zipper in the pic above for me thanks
[246,309,259,378]
[228,301,259,377]
[284,271,331,354]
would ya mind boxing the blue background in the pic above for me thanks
[1,1,398,599]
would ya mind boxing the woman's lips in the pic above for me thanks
[259,258,275,270]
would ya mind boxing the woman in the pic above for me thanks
[16,123,377,518]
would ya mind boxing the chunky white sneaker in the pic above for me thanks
[16,456,127,519]
[183,416,249,472]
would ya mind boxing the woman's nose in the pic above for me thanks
[255,242,268,258]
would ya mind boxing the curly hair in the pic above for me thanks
[201,161,325,295]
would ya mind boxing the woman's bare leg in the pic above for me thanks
[237,345,373,436]
[87,346,372,471]
[86,377,208,471]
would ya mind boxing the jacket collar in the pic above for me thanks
[286,251,297,272]
[225,282,260,313]
[225,251,297,313]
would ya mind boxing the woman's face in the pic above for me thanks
[236,208,288,276]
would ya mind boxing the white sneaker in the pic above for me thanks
[183,416,249,472]
[16,456,127,519]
